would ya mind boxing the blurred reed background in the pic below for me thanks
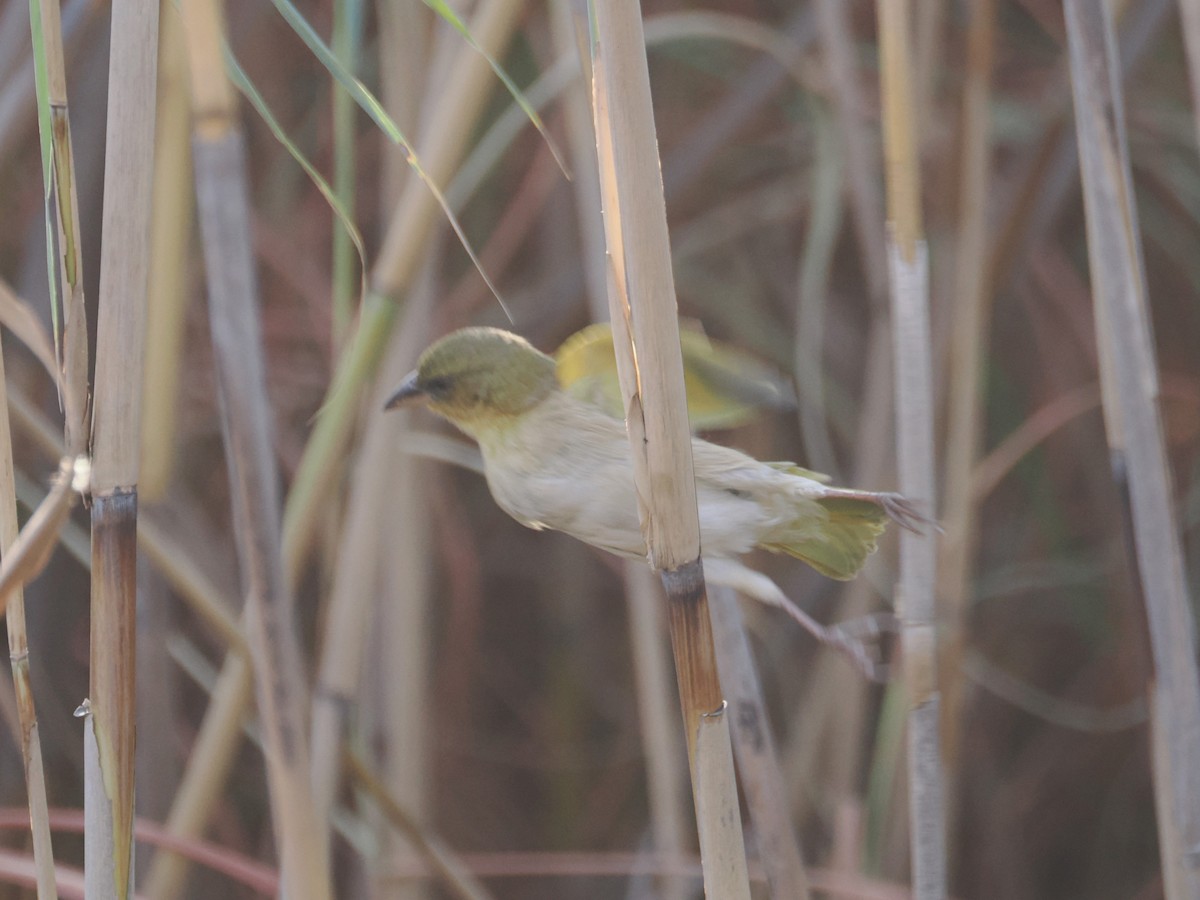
[0,0,1198,897]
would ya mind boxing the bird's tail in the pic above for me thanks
[762,490,933,580]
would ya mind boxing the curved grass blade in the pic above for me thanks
[423,0,570,178]
[267,0,510,321]
[27,0,62,370]
[224,46,368,317]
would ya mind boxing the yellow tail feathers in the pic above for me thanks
[762,497,890,580]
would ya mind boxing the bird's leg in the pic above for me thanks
[703,558,896,682]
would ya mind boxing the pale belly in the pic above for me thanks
[481,440,768,561]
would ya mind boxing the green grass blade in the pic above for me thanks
[267,0,510,320]
[26,0,62,367]
[423,0,570,177]
[224,46,368,316]
[270,0,401,143]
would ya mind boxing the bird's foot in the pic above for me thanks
[823,612,900,682]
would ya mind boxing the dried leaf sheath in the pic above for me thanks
[88,492,138,894]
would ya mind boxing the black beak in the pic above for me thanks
[384,371,426,410]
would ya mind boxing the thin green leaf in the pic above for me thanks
[267,0,510,321]
[26,0,62,368]
[423,0,570,178]
[269,0,402,143]
[224,46,368,317]
[331,0,366,344]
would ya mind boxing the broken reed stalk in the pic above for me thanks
[179,0,331,897]
[875,0,946,896]
[87,0,159,896]
[1063,3,1200,895]
[587,0,751,896]
[0,345,56,899]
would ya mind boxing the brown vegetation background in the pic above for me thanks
[0,0,1198,898]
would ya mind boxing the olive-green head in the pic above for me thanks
[385,327,558,432]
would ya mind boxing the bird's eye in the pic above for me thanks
[422,375,452,396]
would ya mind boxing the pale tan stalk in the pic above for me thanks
[913,0,944,140]
[876,0,946,895]
[371,15,435,898]
[549,9,690,884]
[376,0,428,210]
[589,0,750,894]
[87,0,159,896]
[1064,2,1200,894]
[310,293,435,839]
[140,0,193,501]
[0,345,56,899]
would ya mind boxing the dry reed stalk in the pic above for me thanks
[372,19,436,897]
[1064,2,1200,895]
[548,9,690,887]
[376,0,427,210]
[179,0,331,896]
[0,347,56,900]
[30,0,88,456]
[912,0,944,141]
[937,0,995,774]
[709,587,810,899]
[588,0,750,895]
[875,0,946,896]
[140,1,193,502]
[86,0,159,895]
[309,292,434,838]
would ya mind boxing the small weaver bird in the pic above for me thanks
[387,327,926,673]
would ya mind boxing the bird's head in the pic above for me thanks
[385,327,558,434]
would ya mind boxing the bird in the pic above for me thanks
[386,326,926,674]
[554,320,796,429]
